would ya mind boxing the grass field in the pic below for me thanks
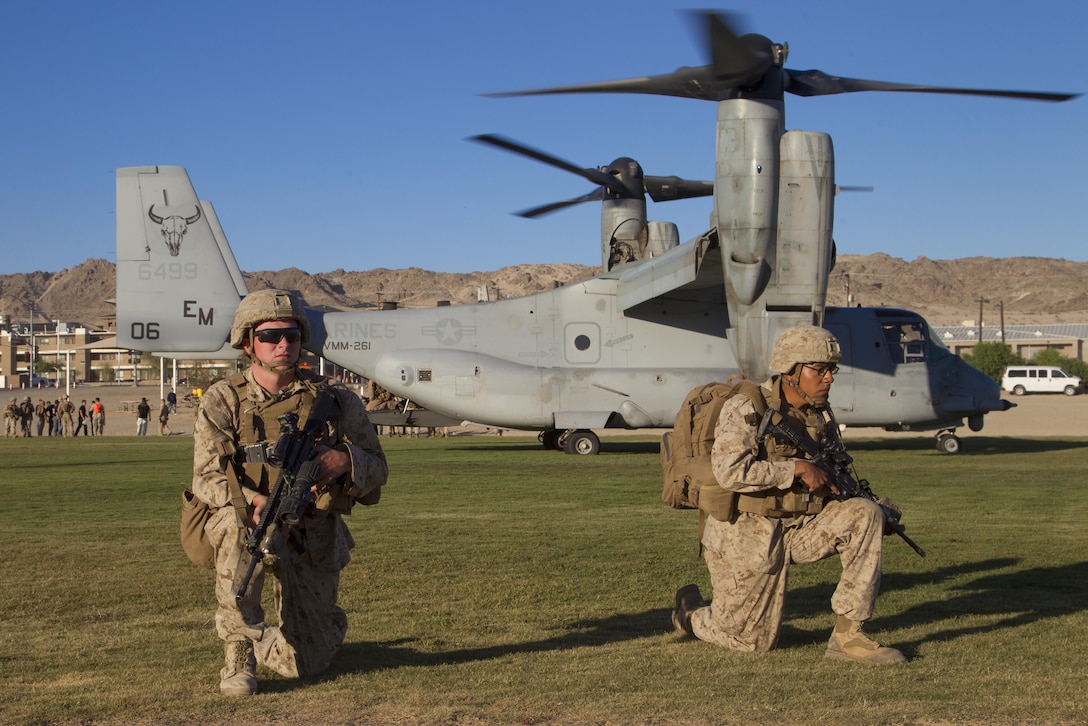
[1,433,1085,725]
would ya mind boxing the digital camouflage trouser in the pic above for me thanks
[207,505,352,677]
[690,497,884,652]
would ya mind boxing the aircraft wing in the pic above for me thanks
[366,408,464,429]
[616,232,722,310]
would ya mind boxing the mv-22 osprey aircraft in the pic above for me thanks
[116,12,1075,454]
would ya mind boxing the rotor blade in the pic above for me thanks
[516,188,604,219]
[786,69,1079,102]
[483,11,765,102]
[643,176,715,203]
[483,66,734,102]
[836,185,875,195]
[698,10,770,86]
[471,134,629,193]
[485,11,775,102]
[484,11,770,101]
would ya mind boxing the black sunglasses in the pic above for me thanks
[802,363,839,377]
[253,328,302,345]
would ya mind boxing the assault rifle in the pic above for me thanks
[234,390,334,603]
[756,409,926,558]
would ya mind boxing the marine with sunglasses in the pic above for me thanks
[671,325,907,664]
[191,289,388,695]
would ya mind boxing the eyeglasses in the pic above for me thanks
[803,363,839,377]
[253,328,302,345]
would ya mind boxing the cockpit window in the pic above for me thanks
[879,318,949,364]
[926,325,950,361]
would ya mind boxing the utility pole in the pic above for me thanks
[28,302,35,385]
[976,297,989,342]
[55,320,61,387]
[998,301,1005,344]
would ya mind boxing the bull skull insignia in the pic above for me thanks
[148,205,202,257]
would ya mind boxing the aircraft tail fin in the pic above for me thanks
[116,166,248,353]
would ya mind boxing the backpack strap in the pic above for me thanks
[696,380,765,550]
[694,377,769,550]
[733,378,768,423]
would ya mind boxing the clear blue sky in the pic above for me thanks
[1,0,1084,276]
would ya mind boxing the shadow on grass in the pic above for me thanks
[284,608,670,687]
[5,455,184,470]
[436,437,1088,456]
[258,558,1088,690]
[782,557,1088,657]
[847,436,1088,455]
[446,440,664,455]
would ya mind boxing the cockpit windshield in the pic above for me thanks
[878,313,949,365]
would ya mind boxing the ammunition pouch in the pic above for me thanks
[696,484,737,522]
[314,482,354,515]
[733,486,825,518]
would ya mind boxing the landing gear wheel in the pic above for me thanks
[936,432,961,454]
[539,430,562,451]
[563,429,600,456]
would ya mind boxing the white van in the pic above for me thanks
[1001,366,1083,396]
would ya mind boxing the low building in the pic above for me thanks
[933,323,1088,363]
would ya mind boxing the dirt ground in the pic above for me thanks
[6,382,200,437]
[839,392,1088,441]
[9,381,1086,443]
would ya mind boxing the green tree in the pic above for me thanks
[180,358,233,391]
[1030,348,1088,381]
[962,342,1023,382]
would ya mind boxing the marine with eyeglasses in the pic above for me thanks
[671,325,908,665]
[191,288,388,695]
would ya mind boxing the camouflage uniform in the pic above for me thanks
[19,397,34,436]
[4,399,17,437]
[688,376,885,652]
[60,398,76,436]
[193,367,387,679]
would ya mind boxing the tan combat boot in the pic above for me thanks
[219,639,258,695]
[825,616,907,665]
[671,584,707,637]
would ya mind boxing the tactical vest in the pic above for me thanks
[730,378,828,519]
[219,371,352,520]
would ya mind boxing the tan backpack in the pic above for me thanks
[660,376,767,521]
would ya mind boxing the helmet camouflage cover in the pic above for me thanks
[768,325,842,374]
[229,288,311,349]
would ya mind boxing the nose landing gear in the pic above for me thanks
[539,428,602,455]
[936,429,961,454]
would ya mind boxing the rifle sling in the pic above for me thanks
[221,445,255,531]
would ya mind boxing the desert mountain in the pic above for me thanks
[2,255,1087,329]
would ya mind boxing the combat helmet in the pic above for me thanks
[768,325,841,374]
[229,289,311,349]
